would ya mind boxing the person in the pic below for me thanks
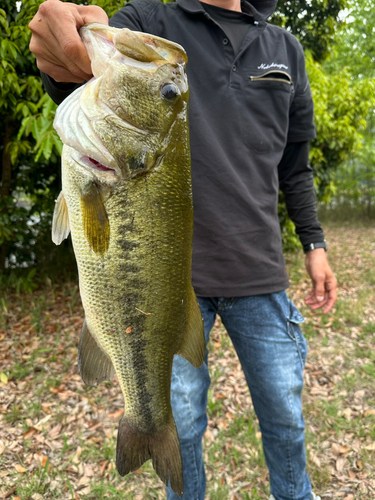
[29,0,337,499]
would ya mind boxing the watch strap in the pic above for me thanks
[303,240,327,253]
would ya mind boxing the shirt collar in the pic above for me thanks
[176,0,277,21]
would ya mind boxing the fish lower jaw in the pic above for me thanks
[70,149,120,182]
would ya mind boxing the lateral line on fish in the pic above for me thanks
[135,307,153,316]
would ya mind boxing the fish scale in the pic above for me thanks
[52,24,205,497]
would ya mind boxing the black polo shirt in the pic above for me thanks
[43,0,323,297]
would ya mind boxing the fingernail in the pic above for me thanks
[317,296,324,301]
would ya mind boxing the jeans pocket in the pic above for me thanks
[286,301,308,369]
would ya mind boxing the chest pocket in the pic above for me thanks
[240,71,294,154]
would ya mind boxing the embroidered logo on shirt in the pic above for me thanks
[258,63,289,70]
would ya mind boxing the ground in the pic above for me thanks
[0,225,375,500]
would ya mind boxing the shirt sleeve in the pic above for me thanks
[41,2,146,104]
[278,141,325,247]
[287,43,316,143]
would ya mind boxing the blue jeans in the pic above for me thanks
[166,291,312,500]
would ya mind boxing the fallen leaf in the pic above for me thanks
[0,440,5,455]
[364,443,375,451]
[107,408,124,419]
[343,408,352,420]
[35,414,52,428]
[15,464,27,473]
[339,445,350,454]
[77,476,90,487]
[72,446,82,464]
[125,326,132,334]
[100,460,109,476]
[2,486,16,498]
[0,372,8,383]
[23,427,37,440]
[309,450,321,468]
[336,457,347,471]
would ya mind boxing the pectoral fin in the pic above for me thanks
[81,184,110,255]
[78,319,115,387]
[177,290,205,368]
[52,191,70,245]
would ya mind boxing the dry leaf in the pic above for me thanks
[23,427,37,440]
[15,464,27,473]
[331,443,341,455]
[364,409,375,417]
[0,440,5,455]
[0,372,8,384]
[49,423,62,439]
[77,476,90,487]
[41,455,48,467]
[125,326,132,334]
[107,409,124,419]
[35,414,52,428]
[364,443,375,451]
[343,408,352,420]
[339,445,350,454]
[336,458,347,471]
[100,460,109,476]
[72,446,82,464]
[309,450,321,468]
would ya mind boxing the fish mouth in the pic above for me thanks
[80,24,187,78]
[69,148,119,181]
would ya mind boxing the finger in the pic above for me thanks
[322,297,335,314]
[309,297,328,310]
[313,276,325,303]
[30,34,92,81]
[36,58,88,83]
[322,284,338,314]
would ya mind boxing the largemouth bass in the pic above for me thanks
[52,23,205,496]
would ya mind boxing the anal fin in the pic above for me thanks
[177,289,205,368]
[78,319,115,386]
[52,191,70,245]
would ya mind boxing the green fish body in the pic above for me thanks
[52,24,205,496]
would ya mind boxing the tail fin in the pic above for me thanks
[116,415,183,497]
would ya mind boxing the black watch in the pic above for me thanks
[303,240,327,253]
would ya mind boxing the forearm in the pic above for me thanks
[278,142,324,247]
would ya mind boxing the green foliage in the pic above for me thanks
[0,0,64,273]
[307,52,375,200]
[318,0,375,221]
[271,0,346,63]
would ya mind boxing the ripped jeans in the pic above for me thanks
[166,291,312,500]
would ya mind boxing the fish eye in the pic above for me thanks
[160,83,180,102]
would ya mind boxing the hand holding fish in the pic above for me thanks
[29,0,108,83]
